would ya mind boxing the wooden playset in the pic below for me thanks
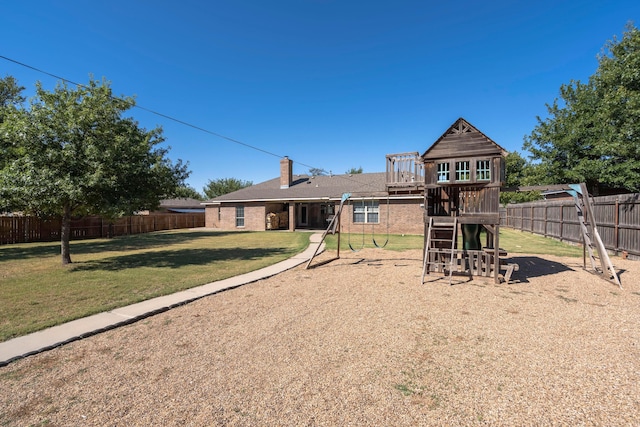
[420,118,516,284]
[307,117,619,287]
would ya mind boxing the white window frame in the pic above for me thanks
[476,159,491,181]
[235,206,245,227]
[437,162,450,183]
[352,200,379,224]
[455,161,470,182]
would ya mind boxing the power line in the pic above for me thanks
[0,54,384,193]
[0,55,287,160]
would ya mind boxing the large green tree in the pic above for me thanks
[173,185,204,200]
[203,177,252,199]
[0,77,189,264]
[523,23,640,194]
[0,75,24,109]
[0,76,25,177]
[499,151,542,205]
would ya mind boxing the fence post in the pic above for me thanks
[615,197,620,252]
[559,203,564,242]
[530,206,534,232]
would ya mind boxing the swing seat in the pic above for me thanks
[372,237,389,248]
[348,242,363,252]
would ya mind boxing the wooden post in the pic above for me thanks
[559,203,564,242]
[615,198,620,252]
[494,224,500,284]
[336,207,342,259]
[289,203,295,231]
[530,206,534,232]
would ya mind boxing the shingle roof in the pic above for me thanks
[203,173,390,204]
[421,117,508,160]
[160,198,204,208]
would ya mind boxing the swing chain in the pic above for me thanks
[372,196,390,248]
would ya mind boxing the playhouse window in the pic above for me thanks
[437,162,450,182]
[455,161,470,181]
[235,206,245,227]
[353,200,379,223]
[476,159,491,181]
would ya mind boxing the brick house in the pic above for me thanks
[202,118,504,236]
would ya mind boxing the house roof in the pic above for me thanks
[160,198,204,208]
[421,117,508,160]
[167,208,206,213]
[202,172,398,205]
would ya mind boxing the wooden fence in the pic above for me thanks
[0,213,205,245]
[500,193,640,258]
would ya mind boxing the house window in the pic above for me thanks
[353,201,379,224]
[437,162,450,182]
[455,161,470,181]
[235,206,244,227]
[476,159,491,181]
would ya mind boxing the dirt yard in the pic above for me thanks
[1,249,639,426]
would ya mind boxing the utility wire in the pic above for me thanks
[0,55,286,160]
[0,54,387,194]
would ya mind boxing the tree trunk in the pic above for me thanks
[61,204,72,265]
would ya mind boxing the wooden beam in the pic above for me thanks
[483,224,496,235]
[502,184,574,193]
[494,224,500,284]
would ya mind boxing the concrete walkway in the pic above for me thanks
[0,233,324,366]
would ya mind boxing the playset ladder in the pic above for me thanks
[571,184,621,288]
[422,217,458,284]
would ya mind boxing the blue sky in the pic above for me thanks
[2,1,639,194]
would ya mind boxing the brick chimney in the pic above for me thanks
[280,156,293,189]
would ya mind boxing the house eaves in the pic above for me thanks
[202,172,389,205]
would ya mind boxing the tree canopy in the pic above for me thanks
[173,185,204,200]
[345,166,363,174]
[0,76,26,178]
[499,151,542,205]
[0,77,189,264]
[203,177,253,199]
[523,23,640,194]
[0,75,24,109]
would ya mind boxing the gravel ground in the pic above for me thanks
[1,249,640,426]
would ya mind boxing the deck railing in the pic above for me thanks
[385,152,424,190]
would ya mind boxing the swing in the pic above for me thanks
[372,197,390,248]
[347,199,365,252]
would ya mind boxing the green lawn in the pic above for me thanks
[324,227,584,257]
[0,227,584,342]
[0,230,308,342]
